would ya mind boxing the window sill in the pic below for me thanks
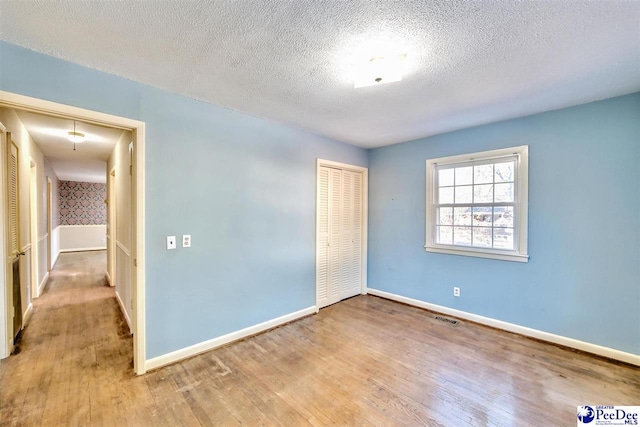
[424,245,529,263]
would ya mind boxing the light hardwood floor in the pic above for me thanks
[1,251,638,426]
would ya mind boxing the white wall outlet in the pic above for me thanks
[453,287,461,297]
[167,236,176,250]
[182,234,191,248]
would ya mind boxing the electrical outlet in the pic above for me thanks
[167,236,176,250]
[182,235,191,248]
[453,287,460,297]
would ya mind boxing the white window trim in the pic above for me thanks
[425,145,529,263]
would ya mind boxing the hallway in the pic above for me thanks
[0,251,135,425]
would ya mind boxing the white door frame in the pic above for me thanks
[46,177,52,273]
[0,91,147,375]
[316,159,368,309]
[107,167,116,287]
[0,121,9,356]
[29,158,39,299]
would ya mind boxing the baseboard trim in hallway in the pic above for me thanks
[59,247,107,253]
[22,303,34,327]
[115,291,132,333]
[37,272,49,297]
[145,305,318,371]
[367,288,640,366]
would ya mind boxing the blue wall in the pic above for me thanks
[0,42,368,358]
[2,41,638,358]
[368,93,640,354]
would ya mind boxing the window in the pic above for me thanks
[425,146,529,262]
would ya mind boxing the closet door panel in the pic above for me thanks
[341,171,354,296]
[349,172,363,296]
[316,167,330,307]
[327,168,342,304]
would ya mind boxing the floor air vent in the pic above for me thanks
[434,315,459,325]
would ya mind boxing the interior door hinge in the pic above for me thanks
[133,258,137,267]
[129,165,133,176]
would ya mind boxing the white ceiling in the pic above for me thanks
[1,1,639,148]
[15,110,122,183]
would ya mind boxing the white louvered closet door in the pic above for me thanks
[317,165,363,309]
[9,141,19,257]
[344,171,362,297]
[316,167,331,307]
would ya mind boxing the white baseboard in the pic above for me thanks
[367,288,640,366]
[52,250,60,268]
[115,291,132,333]
[37,272,49,297]
[59,246,106,253]
[23,303,34,326]
[145,306,317,371]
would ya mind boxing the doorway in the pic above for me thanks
[107,168,117,287]
[0,90,147,374]
[316,159,368,309]
[29,158,39,299]
[46,177,52,273]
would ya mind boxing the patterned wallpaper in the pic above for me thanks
[58,181,106,225]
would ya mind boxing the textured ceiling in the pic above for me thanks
[1,1,639,148]
[15,110,122,182]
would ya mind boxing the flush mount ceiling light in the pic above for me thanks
[353,54,406,88]
[68,120,85,150]
[67,121,85,143]
[67,131,85,143]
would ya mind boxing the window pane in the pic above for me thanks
[493,228,514,250]
[473,184,493,203]
[474,164,493,184]
[494,183,514,202]
[438,207,453,225]
[453,207,471,226]
[455,185,472,203]
[437,226,453,244]
[454,227,471,246]
[439,168,454,187]
[439,187,454,204]
[455,166,472,185]
[472,227,492,248]
[495,161,514,183]
[494,206,514,227]
[473,207,492,226]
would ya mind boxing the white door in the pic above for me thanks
[316,165,364,309]
[7,138,22,340]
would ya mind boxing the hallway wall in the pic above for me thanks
[43,164,61,266]
[107,130,133,327]
[0,107,48,314]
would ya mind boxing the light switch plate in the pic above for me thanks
[182,235,191,248]
[167,236,176,250]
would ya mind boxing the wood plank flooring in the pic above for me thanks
[1,251,638,426]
